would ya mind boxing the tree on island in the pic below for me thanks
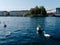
[30,8,35,15]
[34,6,40,14]
[40,6,47,16]
[30,6,47,16]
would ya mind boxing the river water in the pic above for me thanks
[0,17,60,45]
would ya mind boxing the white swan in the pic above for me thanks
[37,25,42,33]
[37,25,51,38]
[43,31,51,38]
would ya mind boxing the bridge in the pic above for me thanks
[47,8,56,13]
[47,8,60,16]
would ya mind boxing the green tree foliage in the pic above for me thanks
[23,13,28,17]
[30,6,47,16]
[40,6,47,16]
[34,6,40,14]
[30,8,35,14]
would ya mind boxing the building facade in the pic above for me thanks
[56,8,60,14]
[0,11,8,16]
[9,10,30,16]
[0,10,30,16]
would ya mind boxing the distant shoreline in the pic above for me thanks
[0,15,59,17]
[0,14,59,17]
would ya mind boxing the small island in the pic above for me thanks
[30,6,47,17]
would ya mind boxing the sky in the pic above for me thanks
[0,0,60,11]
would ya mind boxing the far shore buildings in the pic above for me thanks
[47,8,60,16]
[0,10,30,16]
[9,10,30,16]
[55,8,60,16]
[56,8,60,14]
[0,11,8,16]
[0,8,60,16]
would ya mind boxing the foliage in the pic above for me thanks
[34,6,40,14]
[23,13,28,17]
[30,8,35,14]
[30,6,47,16]
[40,6,47,16]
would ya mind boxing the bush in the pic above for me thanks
[23,13,28,17]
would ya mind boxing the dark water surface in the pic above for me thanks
[0,17,60,45]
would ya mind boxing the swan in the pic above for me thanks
[37,25,51,38]
[37,25,43,33]
[43,31,51,38]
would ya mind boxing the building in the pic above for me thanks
[54,8,60,16]
[9,10,30,16]
[56,8,60,14]
[0,11,8,16]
